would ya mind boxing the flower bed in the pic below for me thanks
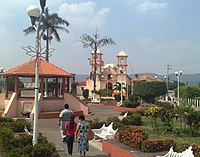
[115,106,148,113]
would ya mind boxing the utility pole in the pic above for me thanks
[165,64,172,101]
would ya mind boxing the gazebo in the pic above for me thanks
[3,58,74,99]
[1,59,88,118]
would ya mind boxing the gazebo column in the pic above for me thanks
[5,76,8,99]
[55,78,58,97]
[14,76,18,96]
[40,77,44,97]
[67,78,70,93]
[62,78,65,97]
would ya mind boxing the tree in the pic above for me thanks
[133,81,167,103]
[176,86,200,99]
[168,80,185,90]
[83,89,89,100]
[80,31,115,99]
[113,82,126,101]
[23,8,69,61]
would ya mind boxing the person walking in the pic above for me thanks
[59,104,74,142]
[65,115,77,156]
[75,115,90,157]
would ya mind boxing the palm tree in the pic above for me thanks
[80,31,115,100]
[24,8,69,96]
[113,82,126,93]
[113,82,126,103]
[23,7,70,61]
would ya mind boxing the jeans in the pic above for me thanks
[66,135,74,155]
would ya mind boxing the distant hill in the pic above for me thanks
[129,73,200,86]
[75,74,89,82]
[75,73,200,86]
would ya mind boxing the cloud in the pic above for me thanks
[57,1,110,28]
[137,1,169,12]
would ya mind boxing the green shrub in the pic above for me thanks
[0,117,14,123]
[106,116,124,130]
[114,94,125,102]
[154,101,174,109]
[12,135,32,148]
[122,113,142,126]
[6,144,59,157]
[88,121,106,129]
[0,126,14,150]
[141,138,176,152]
[128,94,139,102]
[0,122,14,130]
[32,144,59,157]
[123,100,139,108]
[6,145,33,157]
[135,109,146,116]
[13,119,31,133]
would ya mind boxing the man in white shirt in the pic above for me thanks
[59,104,74,142]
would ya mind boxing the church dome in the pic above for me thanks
[117,49,127,56]
[104,63,117,69]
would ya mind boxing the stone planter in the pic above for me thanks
[102,139,167,157]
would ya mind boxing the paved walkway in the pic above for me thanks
[38,105,119,157]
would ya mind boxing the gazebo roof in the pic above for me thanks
[3,58,74,77]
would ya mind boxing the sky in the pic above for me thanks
[0,0,200,76]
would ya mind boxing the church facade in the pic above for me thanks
[76,49,132,99]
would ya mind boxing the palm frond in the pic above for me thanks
[51,27,60,42]
[80,34,96,49]
[97,36,116,47]
[23,26,36,35]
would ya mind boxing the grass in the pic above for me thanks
[137,116,200,145]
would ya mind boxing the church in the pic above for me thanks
[76,49,132,99]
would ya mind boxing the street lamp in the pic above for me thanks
[120,67,124,105]
[0,67,4,92]
[26,0,46,145]
[164,75,169,101]
[175,70,182,106]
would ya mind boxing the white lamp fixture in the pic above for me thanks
[27,5,40,25]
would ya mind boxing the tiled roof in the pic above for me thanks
[75,81,86,86]
[102,66,117,74]
[134,75,162,81]
[3,58,74,77]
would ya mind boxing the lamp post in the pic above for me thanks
[26,0,46,145]
[0,67,4,92]
[164,75,168,101]
[175,70,182,106]
[120,67,124,105]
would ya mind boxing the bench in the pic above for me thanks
[156,146,194,157]
[118,112,128,121]
[92,122,118,140]
[24,126,33,136]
